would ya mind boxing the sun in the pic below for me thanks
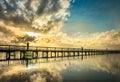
[24,32,40,37]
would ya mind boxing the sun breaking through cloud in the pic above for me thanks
[0,0,120,49]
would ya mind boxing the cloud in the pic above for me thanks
[60,30,120,49]
[11,35,36,44]
[89,30,120,49]
[0,0,120,49]
[0,0,70,33]
[0,0,74,46]
[18,30,120,49]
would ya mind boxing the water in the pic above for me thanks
[0,54,120,82]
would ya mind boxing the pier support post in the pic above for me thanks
[6,52,10,60]
[81,47,83,60]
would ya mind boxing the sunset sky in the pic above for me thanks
[0,0,120,49]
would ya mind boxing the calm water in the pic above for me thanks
[0,54,120,82]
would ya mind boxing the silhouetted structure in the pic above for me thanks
[27,42,29,50]
[0,44,120,67]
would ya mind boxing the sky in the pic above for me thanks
[0,0,120,49]
[63,0,120,34]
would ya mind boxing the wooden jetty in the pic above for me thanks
[0,44,120,67]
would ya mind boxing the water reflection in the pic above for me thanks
[61,54,120,82]
[0,54,120,82]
